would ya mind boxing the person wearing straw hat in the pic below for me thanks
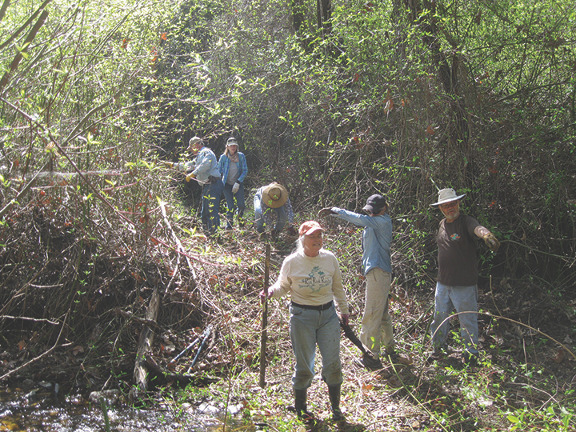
[166,136,223,235]
[218,137,248,229]
[254,182,296,237]
[319,194,399,370]
[261,220,350,423]
[428,188,500,365]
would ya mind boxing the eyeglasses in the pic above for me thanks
[439,201,459,209]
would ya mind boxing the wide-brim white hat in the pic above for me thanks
[430,188,466,206]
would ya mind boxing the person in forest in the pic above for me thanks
[319,194,399,370]
[254,182,297,237]
[261,220,350,423]
[218,137,248,229]
[428,188,500,365]
[165,136,223,235]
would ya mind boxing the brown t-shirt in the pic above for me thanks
[437,214,480,286]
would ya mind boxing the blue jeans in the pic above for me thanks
[201,179,223,234]
[289,304,343,390]
[430,282,479,354]
[222,183,245,228]
[254,198,288,233]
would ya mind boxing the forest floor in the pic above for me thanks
[1,211,575,431]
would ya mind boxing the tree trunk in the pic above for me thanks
[130,289,161,399]
[290,0,305,34]
[317,0,332,38]
[404,0,471,182]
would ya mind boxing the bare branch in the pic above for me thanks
[0,9,49,95]
[0,0,52,51]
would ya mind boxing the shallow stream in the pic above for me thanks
[0,384,252,432]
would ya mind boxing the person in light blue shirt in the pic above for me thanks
[319,194,395,370]
[171,136,223,235]
[218,137,248,229]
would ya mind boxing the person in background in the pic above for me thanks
[319,194,398,370]
[262,221,349,423]
[429,188,500,365]
[254,182,297,237]
[218,137,248,229]
[166,136,223,235]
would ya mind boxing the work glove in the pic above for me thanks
[483,232,500,252]
[286,225,298,236]
[232,182,240,194]
[318,207,336,218]
[185,172,196,182]
[162,161,174,168]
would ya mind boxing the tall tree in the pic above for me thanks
[403,0,470,182]
[317,0,332,38]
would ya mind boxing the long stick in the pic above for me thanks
[259,243,270,388]
[168,336,200,365]
[187,324,213,372]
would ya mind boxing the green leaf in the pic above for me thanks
[507,415,519,423]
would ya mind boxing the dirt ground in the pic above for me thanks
[1,214,575,431]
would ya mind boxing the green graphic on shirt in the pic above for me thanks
[300,266,330,293]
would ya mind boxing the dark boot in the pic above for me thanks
[356,353,383,370]
[328,384,345,422]
[294,388,313,422]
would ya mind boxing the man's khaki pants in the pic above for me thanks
[360,268,394,359]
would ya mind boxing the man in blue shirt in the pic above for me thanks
[319,194,395,369]
[170,136,223,235]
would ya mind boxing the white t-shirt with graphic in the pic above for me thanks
[270,249,349,315]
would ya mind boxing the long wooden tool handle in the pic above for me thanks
[259,243,270,388]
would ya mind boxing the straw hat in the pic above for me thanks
[430,188,466,206]
[262,182,289,208]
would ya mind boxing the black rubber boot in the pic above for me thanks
[328,384,345,422]
[294,388,313,422]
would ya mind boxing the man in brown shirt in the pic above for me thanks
[429,188,500,365]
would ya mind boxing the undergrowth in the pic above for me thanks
[0,202,574,431]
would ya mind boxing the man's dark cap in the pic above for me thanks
[363,194,388,214]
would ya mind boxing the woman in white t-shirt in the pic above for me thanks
[262,220,349,423]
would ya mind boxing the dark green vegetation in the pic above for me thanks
[0,0,575,430]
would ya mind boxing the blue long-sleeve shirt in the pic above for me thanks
[218,152,248,184]
[175,146,220,184]
[330,208,392,275]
